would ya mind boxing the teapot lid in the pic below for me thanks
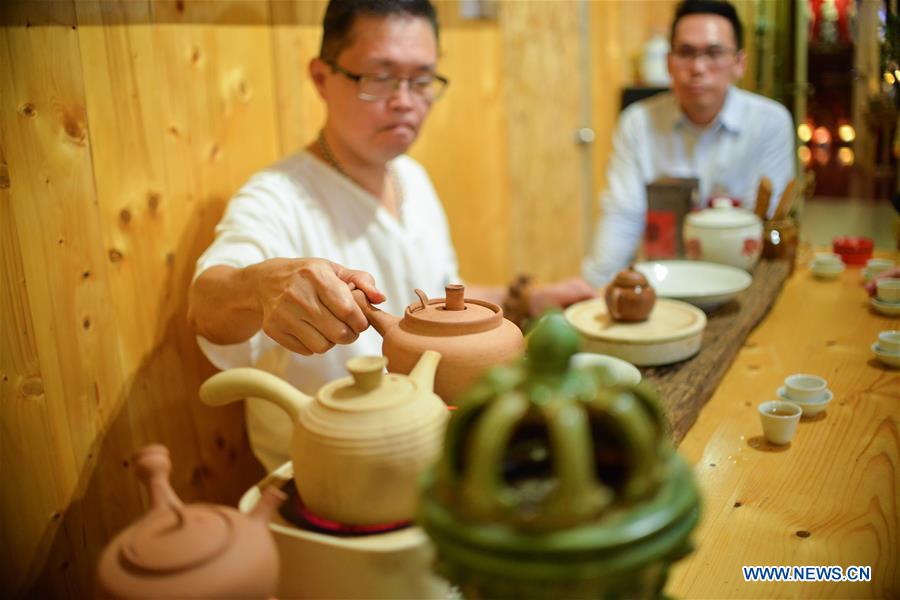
[403,285,504,335]
[318,356,419,410]
[686,200,760,229]
[611,267,650,288]
[121,504,233,572]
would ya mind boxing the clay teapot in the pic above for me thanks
[604,267,656,322]
[200,352,448,526]
[97,445,284,599]
[352,284,525,405]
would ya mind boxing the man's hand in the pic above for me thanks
[188,258,384,355]
[528,277,597,316]
[247,258,385,355]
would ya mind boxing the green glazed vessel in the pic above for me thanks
[419,313,701,599]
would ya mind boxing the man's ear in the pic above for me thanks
[309,57,328,97]
[731,49,748,82]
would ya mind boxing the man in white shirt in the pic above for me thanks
[188,0,594,470]
[583,0,796,286]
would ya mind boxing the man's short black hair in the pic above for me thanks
[320,0,439,63]
[671,0,743,50]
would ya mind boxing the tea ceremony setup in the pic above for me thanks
[2,1,898,599]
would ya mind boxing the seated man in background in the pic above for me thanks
[187,0,594,471]
[583,0,795,286]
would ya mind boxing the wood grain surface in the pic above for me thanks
[645,259,791,444]
[666,250,899,598]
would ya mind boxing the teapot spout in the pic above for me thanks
[199,368,312,422]
[351,289,399,337]
[409,350,442,395]
[248,485,287,524]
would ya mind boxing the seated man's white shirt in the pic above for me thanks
[583,86,795,286]
[194,151,459,471]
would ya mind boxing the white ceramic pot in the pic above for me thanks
[239,463,449,600]
[683,201,763,271]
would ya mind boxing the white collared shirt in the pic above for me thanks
[583,86,796,285]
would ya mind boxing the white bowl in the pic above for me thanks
[777,386,832,417]
[871,297,900,316]
[239,463,449,600]
[872,343,900,368]
[877,330,900,354]
[810,261,845,279]
[570,353,642,386]
[634,260,752,310]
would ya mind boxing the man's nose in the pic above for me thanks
[387,79,415,108]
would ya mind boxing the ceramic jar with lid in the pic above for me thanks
[419,314,701,599]
[353,284,525,405]
[683,199,763,271]
[200,352,448,526]
[604,266,657,322]
[97,445,284,599]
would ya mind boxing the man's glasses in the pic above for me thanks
[326,60,449,102]
[671,45,738,67]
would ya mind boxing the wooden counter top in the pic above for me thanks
[665,252,899,598]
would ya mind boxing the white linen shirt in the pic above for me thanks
[583,86,795,285]
[194,150,459,471]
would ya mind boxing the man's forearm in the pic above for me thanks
[188,265,263,344]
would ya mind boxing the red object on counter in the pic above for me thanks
[832,236,873,265]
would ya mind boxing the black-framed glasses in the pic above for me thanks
[671,45,738,66]
[326,60,449,102]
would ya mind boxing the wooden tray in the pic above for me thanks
[565,298,706,366]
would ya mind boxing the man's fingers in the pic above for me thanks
[333,263,385,304]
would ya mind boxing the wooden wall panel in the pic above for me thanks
[410,20,509,284]
[500,1,584,282]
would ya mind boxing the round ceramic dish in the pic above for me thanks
[871,343,900,368]
[239,463,448,600]
[564,298,706,367]
[569,353,642,386]
[810,260,845,279]
[870,297,900,316]
[776,386,833,417]
[634,260,752,311]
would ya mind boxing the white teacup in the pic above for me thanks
[877,330,900,354]
[876,278,900,304]
[758,401,802,445]
[784,374,828,402]
[866,258,895,274]
[813,252,843,266]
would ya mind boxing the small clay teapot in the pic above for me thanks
[200,352,448,526]
[352,284,525,405]
[97,445,284,599]
[604,267,656,322]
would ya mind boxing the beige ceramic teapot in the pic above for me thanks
[604,267,657,322]
[97,445,284,599]
[200,352,448,526]
[352,284,525,405]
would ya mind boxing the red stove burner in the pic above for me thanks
[278,479,410,536]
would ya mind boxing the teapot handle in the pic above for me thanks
[605,286,624,321]
[351,288,396,337]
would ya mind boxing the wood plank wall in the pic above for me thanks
[1,1,762,596]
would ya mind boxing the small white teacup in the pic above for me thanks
[784,374,828,402]
[876,278,900,304]
[877,330,900,354]
[866,258,896,274]
[813,252,843,266]
[758,401,802,445]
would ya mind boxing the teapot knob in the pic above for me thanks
[135,444,183,510]
[346,356,388,392]
[445,284,466,311]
